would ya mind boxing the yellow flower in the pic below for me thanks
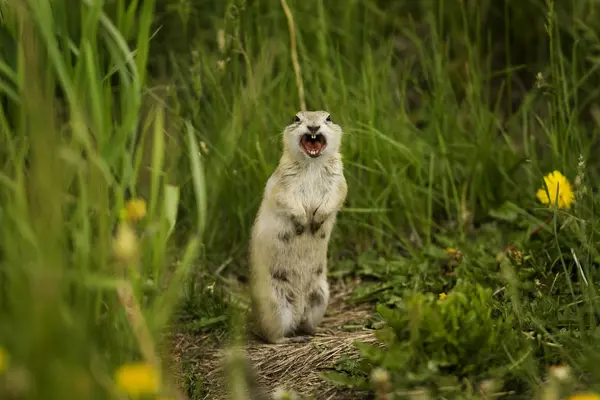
[444,247,463,265]
[445,248,462,258]
[112,223,139,265]
[120,198,147,223]
[439,293,447,301]
[567,393,600,400]
[509,249,523,265]
[536,170,574,209]
[114,362,160,396]
[0,347,8,374]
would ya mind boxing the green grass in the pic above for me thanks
[2,0,600,398]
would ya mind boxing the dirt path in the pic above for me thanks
[170,280,380,399]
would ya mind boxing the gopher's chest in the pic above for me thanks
[294,171,334,213]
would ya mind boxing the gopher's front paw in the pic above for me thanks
[310,210,329,234]
[310,219,323,234]
[290,213,307,235]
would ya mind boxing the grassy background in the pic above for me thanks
[1,0,600,398]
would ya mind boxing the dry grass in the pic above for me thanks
[170,280,382,399]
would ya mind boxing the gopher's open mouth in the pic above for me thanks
[300,133,327,158]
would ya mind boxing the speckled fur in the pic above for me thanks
[248,111,348,344]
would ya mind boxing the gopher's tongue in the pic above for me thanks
[303,140,323,153]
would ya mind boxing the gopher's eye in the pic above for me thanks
[325,115,332,122]
[293,115,301,123]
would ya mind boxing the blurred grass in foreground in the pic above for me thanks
[0,0,206,398]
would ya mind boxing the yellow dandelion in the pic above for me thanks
[114,362,160,396]
[444,247,463,265]
[0,347,8,375]
[439,293,447,301]
[112,223,139,265]
[445,248,462,258]
[509,249,523,265]
[567,393,600,400]
[120,198,147,223]
[536,170,574,209]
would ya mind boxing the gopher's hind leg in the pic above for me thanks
[255,285,311,344]
[298,278,330,336]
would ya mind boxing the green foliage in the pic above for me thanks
[329,195,600,396]
[327,282,532,395]
[150,0,600,274]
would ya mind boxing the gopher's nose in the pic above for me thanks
[307,125,320,133]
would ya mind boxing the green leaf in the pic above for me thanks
[164,184,180,239]
[354,341,385,363]
[185,121,207,238]
[489,201,520,222]
[321,372,366,389]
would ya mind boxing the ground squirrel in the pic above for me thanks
[248,110,348,344]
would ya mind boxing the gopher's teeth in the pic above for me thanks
[311,134,316,139]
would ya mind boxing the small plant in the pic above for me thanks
[326,282,531,396]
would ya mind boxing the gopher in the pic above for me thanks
[248,110,348,344]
